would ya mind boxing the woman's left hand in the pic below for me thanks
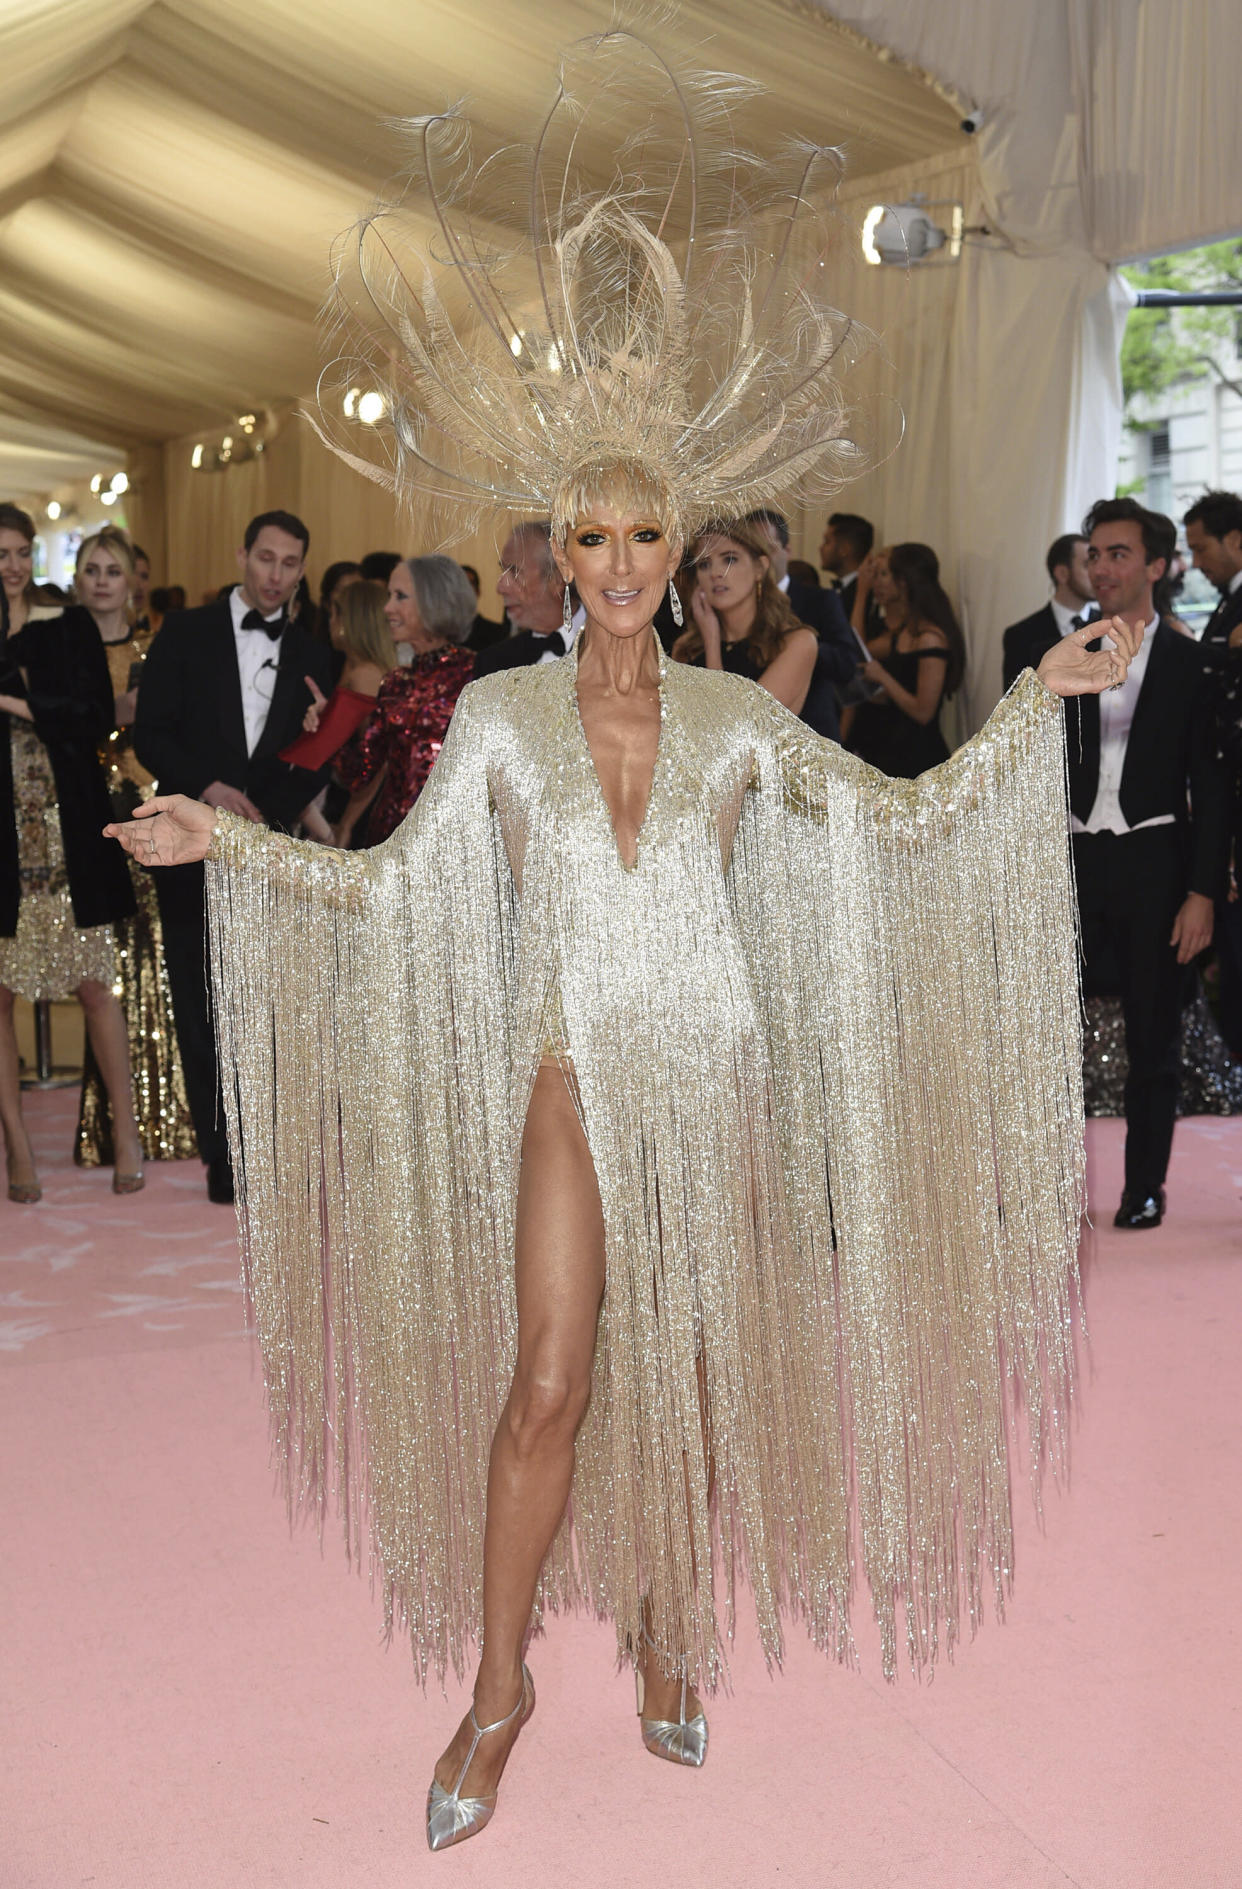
[1037,615,1143,698]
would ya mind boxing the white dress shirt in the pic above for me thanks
[1050,596,1091,640]
[1071,615,1173,836]
[229,585,283,756]
[537,603,585,663]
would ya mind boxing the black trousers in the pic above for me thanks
[154,861,227,1165]
[1074,827,1188,1196]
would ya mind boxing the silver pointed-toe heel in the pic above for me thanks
[635,1632,708,1767]
[426,1664,535,1853]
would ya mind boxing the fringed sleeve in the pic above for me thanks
[732,668,1084,1676]
[204,685,519,1683]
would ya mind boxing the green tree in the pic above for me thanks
[1121,240,1242,412]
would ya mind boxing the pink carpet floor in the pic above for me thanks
[2,1092,1238,1889]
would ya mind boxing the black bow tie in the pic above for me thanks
[240,608,284,640]
[535,630,566,656]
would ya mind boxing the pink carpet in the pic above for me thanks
[2,1093,1238,1888]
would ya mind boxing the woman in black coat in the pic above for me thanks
[0,590,143,1201]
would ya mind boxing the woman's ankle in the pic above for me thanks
[473,1657,525,1718]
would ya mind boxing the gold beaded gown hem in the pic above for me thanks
[205,654,1083,1688]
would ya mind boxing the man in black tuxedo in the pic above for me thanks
[1071,498,1228,1229]
[819,511,882,642]
[472,521,580,677]
[135,510,334,1201]
[744,509,861,742]
[1001,532,1097,689]
[1185,489,1242,1050]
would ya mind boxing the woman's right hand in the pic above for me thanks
[104,795,218,867]
[855,550,880,596]
[690,584,722,646]
[302,677,328,734]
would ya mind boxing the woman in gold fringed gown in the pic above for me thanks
[105,29,1136,1852]
[69,528,196,1168]
[0,512,144,1200]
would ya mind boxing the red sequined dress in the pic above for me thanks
[337,645,475,844]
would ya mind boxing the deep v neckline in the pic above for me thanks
[571,636,666,874]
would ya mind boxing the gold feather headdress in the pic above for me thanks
[320,25,892,545]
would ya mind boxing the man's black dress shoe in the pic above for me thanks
[1113,1188,1165,1229]
[206,1154,235,1205]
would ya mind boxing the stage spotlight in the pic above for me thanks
[90,473,103,493]
[191,444,204,468]
[357,390,386,424]
[111,471,129,495]
[100,490,117,506]
[46,500,61,521]
[343,387,361,417]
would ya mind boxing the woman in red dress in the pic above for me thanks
[335,557,475,845]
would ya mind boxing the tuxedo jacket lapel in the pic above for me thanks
[207,605,249,769]
[1067,671,1101,821]
[1120,624,1172,793]
[251,642,299,761]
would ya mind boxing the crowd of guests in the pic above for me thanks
[2,486,1241,1224]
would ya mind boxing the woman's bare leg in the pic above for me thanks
[0,987,36,1186]
[76,980,143,1174]
[636,1349,713,1723]
[432,1061,606,1799]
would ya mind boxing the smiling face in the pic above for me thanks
[693,533,768,619]
[1087,518,1163,620]
[237,525,305,616]
[77,541,132,616]
[554,506,679,642]
[0,526,33,605]
[385,562,436,649]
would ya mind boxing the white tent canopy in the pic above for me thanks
[2,0,1238,719]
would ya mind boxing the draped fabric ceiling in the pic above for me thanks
[2,0,1239,718]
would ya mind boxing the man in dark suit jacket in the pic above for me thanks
[1185,490,1242,1051]
[1072,498,1228,1230]
[1001,532,1097,690]
[819,511,884,645]
[460,563,509,653]
[135,510,334,1201]
[472,521,579,677]
[744,509,861,742]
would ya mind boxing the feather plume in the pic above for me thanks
[317,25,895,545]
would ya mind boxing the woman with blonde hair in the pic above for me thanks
[672,516,819,714]
[283,578,398,845]
[71,526,196,1169]
[0,523,144,1198]
[107,30,1135,1852]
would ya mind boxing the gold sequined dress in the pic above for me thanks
[0,725,117,999]
[206,651,1083,1689]
[76,626,197,1164]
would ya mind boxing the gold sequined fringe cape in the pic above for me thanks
[206,654,1082,1689]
